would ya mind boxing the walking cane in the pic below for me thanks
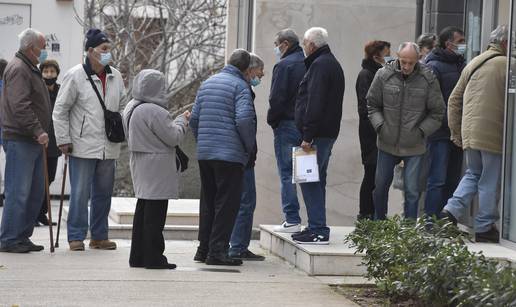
[42,145,55,253]
[55,155,67,248]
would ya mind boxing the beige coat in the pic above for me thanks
[448,44,507,154]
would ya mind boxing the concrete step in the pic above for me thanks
[260,225,516,277]
[60,197,260,241]
[108,197,199,225]
[259,225,366,276]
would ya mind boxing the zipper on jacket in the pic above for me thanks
[79,115,86,138]
[396,80,406,151]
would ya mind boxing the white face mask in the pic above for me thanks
[274,46,282,62]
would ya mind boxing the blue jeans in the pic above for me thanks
[424,140,463,217]
[374,150,423,220]
[67,157,115,242]
[444,149,501,233]
[299,138,336,237]
[0,140,45,248]
[229,168,256,255]
[273,120,302,224]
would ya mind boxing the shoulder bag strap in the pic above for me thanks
[82,64,107,112]
[467,53,504,83]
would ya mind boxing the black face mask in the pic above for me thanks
[44,77,57,86]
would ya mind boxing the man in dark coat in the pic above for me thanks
[268,29,306,233]
[355,40,391,220]
[423,26,466,217]
[292,27,345,244]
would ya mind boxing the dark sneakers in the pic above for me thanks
[293,231,329,245]
[475,225,500,243]
[205,253,243,266]
[229,250,265,261]
[0,243,32,253]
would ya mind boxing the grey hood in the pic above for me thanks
[131,69,168,108]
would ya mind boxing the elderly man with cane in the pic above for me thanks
[0,28,52,253]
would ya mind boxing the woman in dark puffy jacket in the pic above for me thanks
[355,40,391,220]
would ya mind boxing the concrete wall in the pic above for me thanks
[229,0,416,226]
[0,0,84,195]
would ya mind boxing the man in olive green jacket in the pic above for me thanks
[367,42,445,220]
[442,25,508,243]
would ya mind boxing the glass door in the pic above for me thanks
[502,0,516,244]
[465,0,483,62]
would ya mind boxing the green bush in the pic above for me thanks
[346,216,516,306]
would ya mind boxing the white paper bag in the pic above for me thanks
[292,146,320,183]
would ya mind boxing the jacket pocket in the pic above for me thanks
[379,124,398,146]
[399,128,424,148]
[79,115,86,138]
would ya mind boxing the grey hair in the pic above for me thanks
[489,25,509,44]
[304,27,328,48]
[276,28,299,45]
[249,53,264,69]
[228,48,251,72]
[398,42,420,56]
[18,28,44,51]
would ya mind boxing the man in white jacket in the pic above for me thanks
[53,28,126,251]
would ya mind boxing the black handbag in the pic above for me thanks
[128,103,189,173]
[83,65,125,143]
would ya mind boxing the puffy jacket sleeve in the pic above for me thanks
[447,70,467,147]
[150,112,188,148]
[53,70,78,146]
[189,92,200,139]
[419,77,445,137]
[356,70,373,120]
[366,72,384,131]
[302,64,329,142]
[267,63,288,126]
[235,85,256,153]
[5,67,45,137]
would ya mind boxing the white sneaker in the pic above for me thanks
[273,222,301,233]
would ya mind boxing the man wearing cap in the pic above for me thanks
[53,28,126,251]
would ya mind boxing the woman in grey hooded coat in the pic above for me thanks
[123,69,190,269]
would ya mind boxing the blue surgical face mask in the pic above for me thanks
[99,52,112,66]
[274,46,282,62]
[383,56,394,63]
[38,49,48,63]
[455,44,467,56]
[250,76,261,87]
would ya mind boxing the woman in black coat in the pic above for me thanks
[355,40,391,220]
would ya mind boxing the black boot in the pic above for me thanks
[37,213,57,226]
[206,253,243,266]
[194,246,208,262]
[475,225,500,243]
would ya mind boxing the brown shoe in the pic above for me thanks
[69,241,85,251]
[89,239,117,250]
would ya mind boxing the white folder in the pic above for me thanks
[292,146,320,183]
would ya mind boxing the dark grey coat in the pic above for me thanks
[367,61,445,157]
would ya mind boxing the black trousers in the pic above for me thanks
[129,199,168,267]
[39,157,59,216]
[198,160,244,256]
[359,163,376,218]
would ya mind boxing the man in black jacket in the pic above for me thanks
[268,29,306,233]
[423,27,466,217]
[293,27,345,244]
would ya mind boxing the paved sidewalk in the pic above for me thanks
[0,206,357,307]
